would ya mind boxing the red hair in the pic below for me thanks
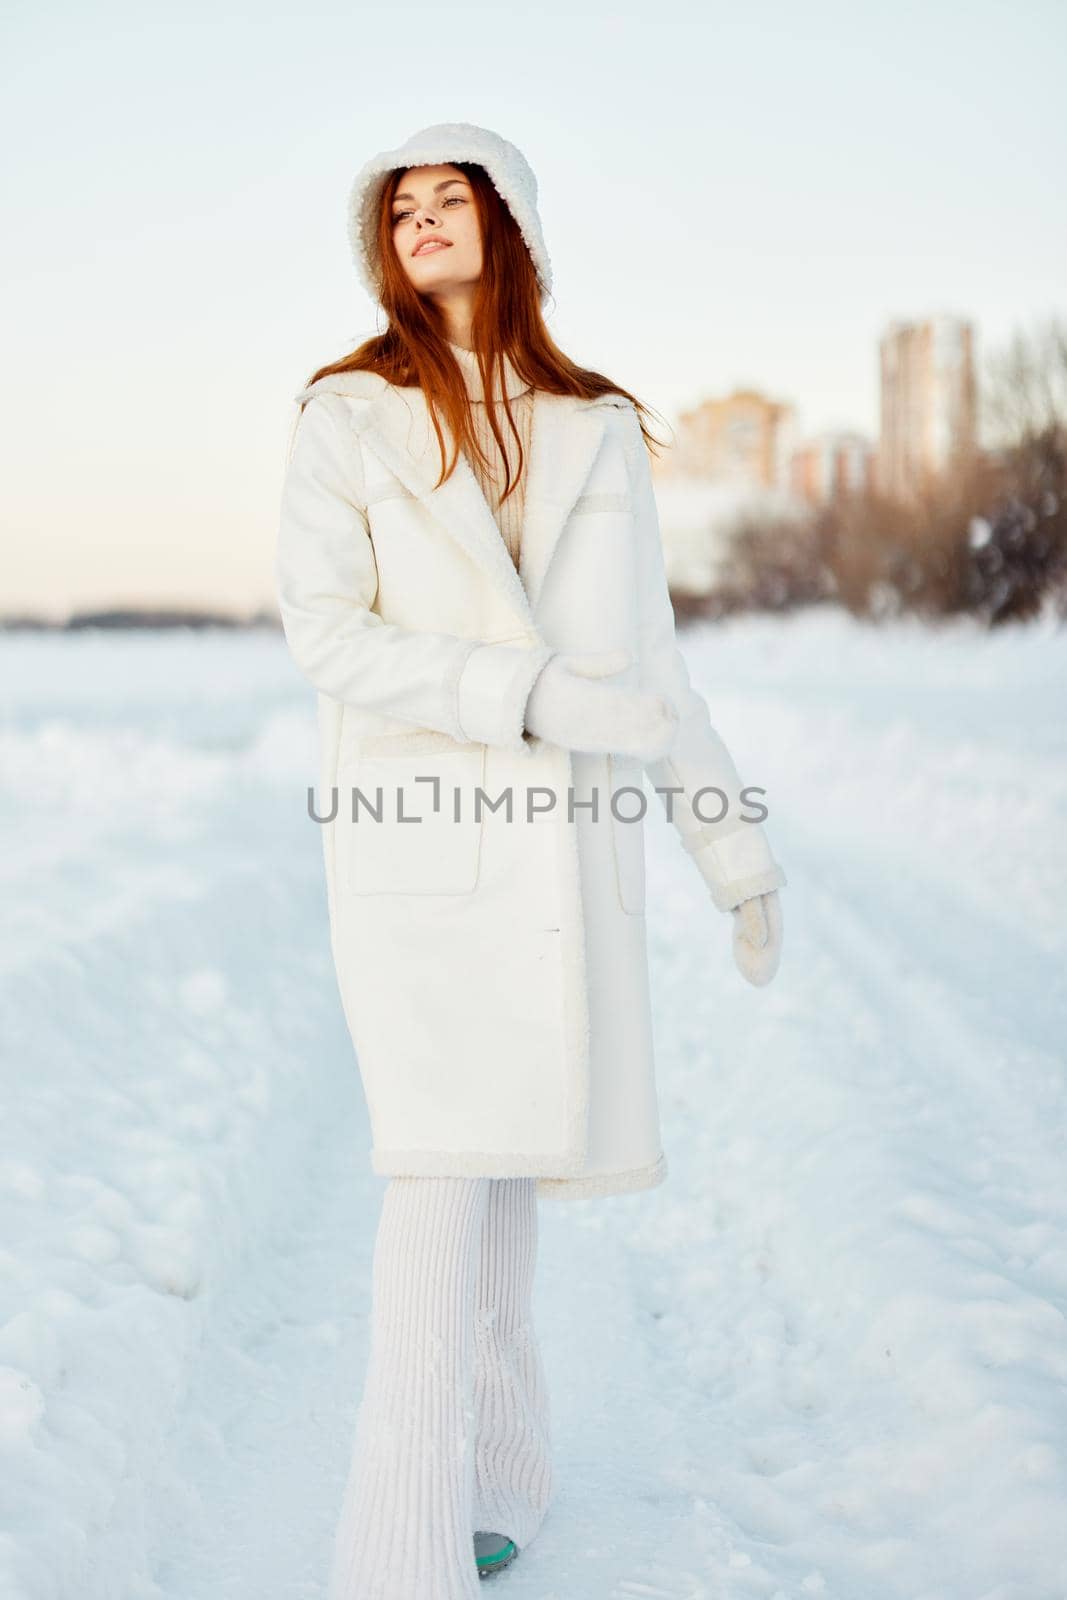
[303,161,667,504]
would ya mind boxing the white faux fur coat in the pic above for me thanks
[275,367,786,1200]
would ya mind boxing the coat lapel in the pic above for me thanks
[357,380,614,627]
[299,369,619,630]
[519,392,616,613]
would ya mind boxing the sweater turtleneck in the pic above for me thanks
[445,340,535,573]
[446,340,532,405]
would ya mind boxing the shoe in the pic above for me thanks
[473,1531,519,1578]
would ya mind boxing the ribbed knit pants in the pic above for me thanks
[327,1176,553,1600]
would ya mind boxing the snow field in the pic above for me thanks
[1,611,1065,1599]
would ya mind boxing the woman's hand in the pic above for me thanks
[523,650,679,761]
[731,889,783,986]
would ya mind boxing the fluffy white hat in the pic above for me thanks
[347,121,552,306]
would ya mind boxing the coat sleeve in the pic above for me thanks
[275,394,554,751]
[621,406,788,913]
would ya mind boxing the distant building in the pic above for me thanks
[657,388,797,493]
[790,431,876,505]
[878,314,977,501]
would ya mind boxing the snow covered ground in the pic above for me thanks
[1,608,1065,1600]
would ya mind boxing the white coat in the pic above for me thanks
[276,369,786,1200]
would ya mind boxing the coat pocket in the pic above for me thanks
[338,744,487,897]
[608,754,647,915]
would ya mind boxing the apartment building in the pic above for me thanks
[878,314,977,501]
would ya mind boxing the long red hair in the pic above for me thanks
[303,161,668,505]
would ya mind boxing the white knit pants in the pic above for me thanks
[328,1176,553,1600]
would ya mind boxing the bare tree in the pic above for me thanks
[983,314,1067,449]
[969,315,1067,623]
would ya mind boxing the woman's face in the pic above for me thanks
[390,163,483,297]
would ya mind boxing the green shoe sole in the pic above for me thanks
[474,1531,519,1578]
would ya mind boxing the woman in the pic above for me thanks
[276,122,786,1598]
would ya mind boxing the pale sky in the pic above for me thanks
[3,0,1064,618]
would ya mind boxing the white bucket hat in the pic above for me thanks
[347,121,553,306]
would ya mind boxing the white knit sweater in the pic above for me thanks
[446,341,535,572]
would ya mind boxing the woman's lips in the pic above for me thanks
[412,239,451,257]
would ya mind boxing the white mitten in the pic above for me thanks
[523,650,679,761]
[730,889,783,986]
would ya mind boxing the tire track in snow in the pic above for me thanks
[141,1058,377,1600]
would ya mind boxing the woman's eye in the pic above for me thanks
[393,196,465,224]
